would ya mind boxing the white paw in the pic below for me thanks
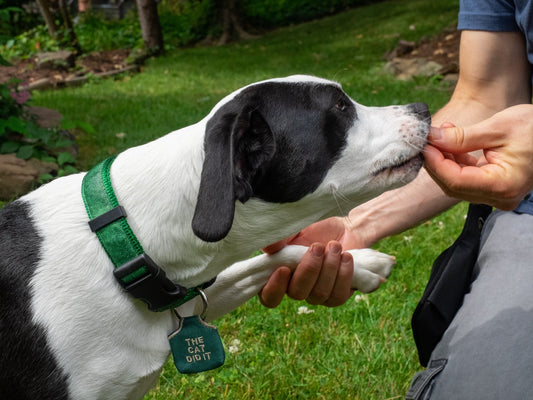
[346,248,396,293]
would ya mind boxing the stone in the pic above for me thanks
[385,39,416,61]
[37,51,76,70]
[27,106,63,129]
[0,154,38,201]
[0,106,72,200]
[27,158,59,177]
[384,57,443,81]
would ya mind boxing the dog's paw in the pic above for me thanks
[346,248,396,293]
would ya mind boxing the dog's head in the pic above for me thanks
[192,75,430,242]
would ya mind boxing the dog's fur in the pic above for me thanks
[0,76,429,400]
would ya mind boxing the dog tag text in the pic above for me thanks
[168,315,225,374]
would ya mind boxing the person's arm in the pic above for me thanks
[350,30,531,245]
[260,30,532,307]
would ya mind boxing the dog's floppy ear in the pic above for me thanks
[192,104,275,242]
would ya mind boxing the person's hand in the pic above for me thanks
[259,217,367,308]
[424,104,533,210]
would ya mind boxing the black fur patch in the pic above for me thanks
[193,80,356,242]
[0,201,70,400]
[235,81,356,202]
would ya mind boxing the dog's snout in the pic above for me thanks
[408,102,430,121]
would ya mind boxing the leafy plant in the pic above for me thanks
[1,24,63,61]
[0,4,22,45]
[75,11,143,52]
[0,79,92,182]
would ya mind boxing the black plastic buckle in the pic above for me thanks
[113,253,187,311]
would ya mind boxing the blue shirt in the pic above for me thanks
[458,0,533,85]
[457,0,533,214]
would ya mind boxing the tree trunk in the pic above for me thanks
[35,0,59,39]
[58,0,82,53]
[216,0,257,45]
[136,0,164,56]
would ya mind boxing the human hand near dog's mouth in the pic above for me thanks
[424,105,533,211]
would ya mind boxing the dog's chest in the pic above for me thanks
[20,176,177,399]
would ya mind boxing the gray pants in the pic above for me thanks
[407,210,533,399]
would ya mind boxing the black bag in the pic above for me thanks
[411,203,492,367]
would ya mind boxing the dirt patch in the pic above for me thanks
[404,27,460,73]
[0,48,134,88]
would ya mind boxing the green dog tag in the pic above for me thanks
[168,315,225,374]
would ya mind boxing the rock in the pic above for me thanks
[37,51,76,70]
[27,158,59,177]
[385,57,444,80]
[0,155,61,200]
[0,154,39,201]
[385,39,416,61]
[27,106,63,129]
[0,106,75,200]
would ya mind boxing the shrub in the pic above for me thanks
[239,0,376,28]
[0,80,85,180]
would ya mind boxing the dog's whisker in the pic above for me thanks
[331,188,359,216]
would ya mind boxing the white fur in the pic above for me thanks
[23,75,427,399]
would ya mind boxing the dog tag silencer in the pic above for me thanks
[169,315,225,374]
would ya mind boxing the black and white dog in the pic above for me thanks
[0,76,429,399]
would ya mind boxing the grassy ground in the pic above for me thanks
[31,0,463,398]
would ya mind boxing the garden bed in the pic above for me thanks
[0,48,135,90]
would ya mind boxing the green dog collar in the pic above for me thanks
[81,156,210,312]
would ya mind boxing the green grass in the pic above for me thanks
[142,204,467,400]
[29,0,463,398]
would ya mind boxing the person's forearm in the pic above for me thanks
[346,169,457,247]
[345,95,505,247]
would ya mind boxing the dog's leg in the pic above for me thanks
[178,246,395,321]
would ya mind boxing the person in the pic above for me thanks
[260,0,533,398]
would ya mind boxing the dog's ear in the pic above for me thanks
[192,104,275,242]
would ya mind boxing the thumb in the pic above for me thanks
[429,121,496,154]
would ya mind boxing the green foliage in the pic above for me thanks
[240,0,375,28]
[1,0,426,61]
[0,0,40,40]
[75,12,143,52]
[159,0,216,48]
[0,80,90,181]
[2,25,63,60]
[0,4,21,44]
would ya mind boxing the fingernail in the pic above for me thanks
[341,253,352,264]
[311,243,324,257]
[429,126,442,141]
[328,242,341,255]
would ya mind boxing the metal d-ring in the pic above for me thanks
[197,288,209,320]
[173,288,209,321]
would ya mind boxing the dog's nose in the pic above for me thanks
[409,102,431,121]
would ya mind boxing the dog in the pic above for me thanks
[0,75,429,400]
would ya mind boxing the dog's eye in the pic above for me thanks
[334,100,349,112]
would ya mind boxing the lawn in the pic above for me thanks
[30,0,464,398]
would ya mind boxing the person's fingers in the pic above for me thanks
[286,243,325,301]
[305,241,342,305]
[258,266,292,308]
[322,252,354,307]
[428,123,505,154]
[424,144,523,210]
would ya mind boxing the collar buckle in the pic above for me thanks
[113,253,187,312]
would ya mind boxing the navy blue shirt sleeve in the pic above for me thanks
[458,0,520,31]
